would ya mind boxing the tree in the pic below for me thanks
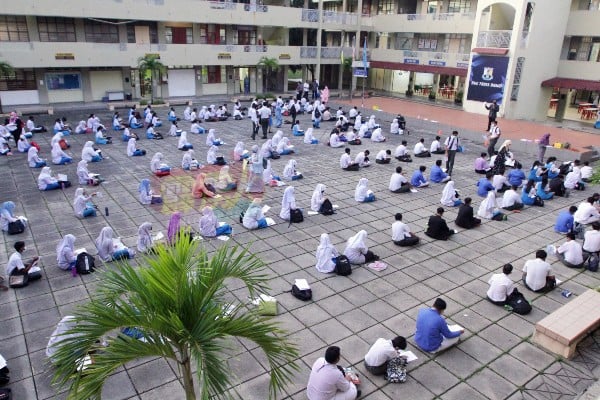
[50,237,299,400]
[342,57,353,98]
[0,61,15,113]
[258,56,279,93]
[137,54,166,103]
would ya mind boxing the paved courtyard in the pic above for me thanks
[1,98,599,400]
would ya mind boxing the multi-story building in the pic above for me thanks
[1,0,599,121]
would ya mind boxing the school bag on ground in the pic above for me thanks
[587,253,599,272]
[506,290,532,315]
[75,252,95,274]
[289,208,303,224]
[291,279,312,301]
[7,220,25,235]
[385,356,407,383]
[334,255,352,276]
[319,199,335,215]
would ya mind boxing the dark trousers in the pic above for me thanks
[446,150,457,175]
[251,121,258,139]
[487,137,499,157]
[364,360,387,376]
[394,235,419,246]
[487,117,495,131]
[260,119,269,138]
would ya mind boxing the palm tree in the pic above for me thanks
[0,61,15,113]
[50,237,299,400]
[258,56,279,93]
[137,54,166,103]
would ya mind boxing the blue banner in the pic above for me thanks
[404,58,419,64]
[429,60,446,66]
[353,68,368,77]
[466,54,509,104]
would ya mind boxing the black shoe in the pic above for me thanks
[262,136,267,139]
[356,390,361,399]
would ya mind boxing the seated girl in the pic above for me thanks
[112,112,125,131]
[190,120,206,134]
[17,133,31,153]
[1,201,27,233]
[95,126,112,145]
[138,178,162,205]
[129,114,143,129]
[178,131,193,151]
[536,177,554,200]
[304,128,319,144]
[527,161,545,182]
[261,140,274,159]
[279,186,298,221]
[53,118,70,135]
[81,141,103,163]
[199,206,232,237]
[343,230,379,265]
[151,112,162,127]
[77,160,102,186]
[355,178,375,202]
[27,146,46,168]
[243,199,268,230]
[207,145,226,165]
[181,149,199,170]
[168,107,178,122]
[311,184,331,214]
[370,128,386,143]
[73,188,97,218]
[521,179,543,206]
[0,136,11,155]
[56,234,77,271]
[233,142,249,161]
[137,222,156,253]
[38,167,71,191]
[315,233,339,273]
[146,124,163,140]
[169,121,181,137]
[283,159,303,180]
[127,137,146,157]
[216,165,237,191]
[272,130,283,148]
[292,121,304,136]
[150,153,171,176]
[51,132,68,148]
[122,127,139,142]
[205,129,223,146]
[545,157,560,179]
[95,227,133,262]
[262,159,281,183]
[51,142,72,165]
[440,180,463,207]
[276,137,294,155]
[75,120,87,135]
[329,131,343,148]
[192,173,216,198]
[477,190,506,220]
[183,106,192,121]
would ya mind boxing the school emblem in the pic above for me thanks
[482,66,494,81]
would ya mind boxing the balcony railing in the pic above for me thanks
[244,3,268,12]
[476,30,512,48]
[300,46,353,59]
[403,50,447,59]
[208,1,237,10]
[301,9,319,22]
[403,12,475,21]
[322,11,359,25]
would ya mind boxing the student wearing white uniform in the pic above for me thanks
[329,131,344,148]
[583,222,600,260]
[343,230,378,264]
[392,213,419,246]
[27,146,46,168]
[6,241,41,284]
[375,149,391,164]
[486,264,515,306]
[56,234,77,271]
[199,206,232,237]
[73,188,97,218]
[389,166,410,193]
[262,158,280,183]
[340,148,357,171]
[137,222,155,253]
[304,127,319,144]
[522,250,555,293]
[574,197,600,225]
[283,159,303,180]
[440,181,462,207]
[394,141,412,162]
[279,186,297,221]
[177,131,193,151]
[242,198,268,230]
[354,150,370,168]
[355,178,375,202]
[364,336,407,376]
[390,118,400,135]
[81,141,102,163]
[95,227,132,262]
[315,233,339,273]
[555,232,584,268]
[430,136,445,154]
[500,186,523,211]
[311,184,331,213]
[206,129,223,146]
[370,128,385,142]
[233,142,248,161]
[413,138,431,158]
[51,142,72,165]
[127,138,146,157]
[477,190,499,220]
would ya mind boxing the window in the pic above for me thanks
[0,69,36,90]
[126,23,158,44]
[417,34,438,50]
[202,66,222,84]
[165,27,192,44]
[200,25,225,44]
[84,20,119,43]
[362,0,372,15]
[0,16,29,42]
[234,27,256,45]
[45,73,81,90]
[38,17,76,42]
[448,0,471,13]
[323,2,338,12]
[377,0,395,14]
[426,0,440,13]
[347,0,358,12]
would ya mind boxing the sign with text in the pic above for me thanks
[429,60,446,66]
[466,54,509,104]
[353,68,368,77]
[404,58,419,65]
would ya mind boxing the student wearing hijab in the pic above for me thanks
[478,190,506,220]
[95,227,132,262]
[73,188,97,218]
[304,128,319,144]
[216,165,237,191]
[280,186,298,220]
[390,118,400,135]
[145,124,163,139]
[355,178,375,202]
[137,222,155,253]
[262,158,280,184]
[138,179,162,205]
[178,130,193,151]
[207,145,223,165]
[56,234,77,271]
[51,132,68,148]
[343,230,378,264]
[27,146,46,168]
[283,159,303,180]
[315,233,339,273]
[150,153,171,175]
[0,201,26,232]
[17,133,31,153]
[247,145,265,193]
[181,149,199,170]
[38,167,70,190]
[491,140,512,175]
[127,137,146,157]
[192,173,216,198]
[521,179,542,206]
[167,211,194,244]
[51,142,72,165]
[276,137,295,155]
[81,141,102,162]
[455,198,481,229]
[370,128,386,143]
[206,129,223,146]
[77,160,101,186]
[440,181,462,207]
[75,120,87,135]
[243,198,268,230]
[95,126,112,145]
[329,130,344,148]
[233,142,248,161]
[311,184,329,212]
[122,127,139,142]
[261,140,274,159]
[0,136,11,156]
[199,206,232,237]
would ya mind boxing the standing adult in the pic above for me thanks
[538,133,551,163]
[444,130,460,176]
[249,104,259,140]
[485,99,499,131]
[414,298,463,353]
[258,102,271,139]
[487,121,501,157]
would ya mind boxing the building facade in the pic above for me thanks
[0,0,599,121]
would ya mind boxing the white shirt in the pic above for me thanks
[348,108,358,118]
[395,145,408,157]
[364,338,398,367]
[391,221,410,241]
[564,168,581,190]
[375,150,388,161]
[389,173,407,191]
[259,106,271,119]
[414,142,426,155]
[492,175,508,191]
[523,258,552,291]
[487,273,514,302]
[248,107,258,123]
[557,240,584,265]
[340,153,352,169]
[501,189,521,208]
[6,251,25,276]
[581,166,593,179]
[444,135,459,151]
[574,202,600,224]
[306,357,353,400]
[583,230,600,252]
[489,125,501,139]
[430,140,441,153]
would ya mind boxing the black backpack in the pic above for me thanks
[587,253,599,272]
[291,284,312,301]
[506,290,532,315]
[75,252,95,274]
[7,220,25,235]
[270,151,280,159]
[334,255,352,276]
[314,109,321,118]
[0,388,11,400]
[319,199,335,216]
[290,208,303,223]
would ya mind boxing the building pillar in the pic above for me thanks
[315,0,323,81]
[408,71,416,92]
[432,73,440,97]
[36,69,49,105]
[74,18,85,42]
[81,68,93,103]
[25,16,39,42]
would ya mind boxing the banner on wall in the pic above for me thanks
[466,55,509,104]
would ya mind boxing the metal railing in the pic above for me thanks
[322,11,359,25]
[403,11,474,21]
[208,1,237,9]
[244,4,268,12]
[301,9,319,22]
[476,30,512,48]
[300,47,318,58]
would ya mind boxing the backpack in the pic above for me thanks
[0,388,12,400]
[7,220,25,235]
[59,139,69,150]
[587,253,599,272]
[75,252,95,274]
[319,199,334,215]
[334,255,352,276]
[314,109,321,119]
[290,208,303,223]
[506,290,532,315]
[385,356,407,383]
[270,151,280,159]
[291,284,312,301]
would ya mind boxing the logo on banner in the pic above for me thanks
[482,67,494,81]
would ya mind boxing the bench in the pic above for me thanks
[15,106,54,115]
[533,289,600,358]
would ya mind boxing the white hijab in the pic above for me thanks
[46,316,79,359]
[283,159,297,179]
[38,166,53,185]
[151,152,163,171]
[73,188,88,216]
[207,146,218,164]
[127,138,137,156]
[371,128,383,141]
[182,149,195,167]
[137,222,153,252]
[51,142,66,159]
[77,160,88,176]
[440,181,457,207]
[51,132,63,146]
[56,234,76,264]
[81,141,97,161]
[27,146,39,163]
[280,186,296,219]
[478,190,497,219]
[316,233,337,273]
[355,178,370,202]
[304,128,315,144]
[178,131,190,148]
[206,129,216,146]
[234,142,245,158]
[261,140,273,158]
[346,230,368,251]
[95,226,114,260]
[311,184,326,212]
[272,130,283,147]
[263,159,275,183]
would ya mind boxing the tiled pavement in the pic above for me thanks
[1,99,599,399]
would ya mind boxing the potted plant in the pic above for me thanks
[454,91,463,105]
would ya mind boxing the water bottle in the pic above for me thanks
[561,290,572,298]
[105,207,109,217]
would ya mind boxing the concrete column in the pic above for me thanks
[342,0,347,12]
[25,16,39,42]
[118,24,128,44]
[432,73,440,97]
[193,23,203,45]
[338,61,344,91]
[408,71,416,92]
[36,69,49,105]
[353,0,363,96]
[195,67,203,97]
[302,28,308,46]
[81,68,93,103]
[315,0,324,81]
[74,18,85,42]
[156,22,166,44]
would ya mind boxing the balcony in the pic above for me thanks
[566,10,600,36]
[371,12,474,34]
[476,30,512,48]
[300,46,354,60]
[371,48,471,70]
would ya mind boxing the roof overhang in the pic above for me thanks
[471,48,509,55]
[541,77,600,91]
[369,61,467,77]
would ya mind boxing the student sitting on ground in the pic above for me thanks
[413,138,431,158]
[501,185,524,211]
[430,160,450,183]
[77,160,101,186]
[521,179,544,206]
[364,336,408,376]
[95,227,133,262]
[216,165,237,191]
[145,123,163,140]
[486,264,516,306]
[425,207,455,240]
[440,180,462,207]
[6,241,42,287]
[56,234,77,271]
[127,138,146,157]
[536,177,554,200]
[507,163,526,187]
[343,230,379,264]
[411,166,429,188]
[81,141,102,163]
[283,159,303,180]
[395,141,412,162]
[304,128,319,144]
[354,150,370,167]
[178,131,193,151]
[555,206,577,234]
[27,146,46,168]
[95,126,112,145]
[192,173,216,199]
[122,127,139,142]
[455,198,481,229]
[375,149,391,164]
[242,198,268,230]
[474,152,491,174]
[430,136,445,154]
[389,166,410,193]
[370,128,386,143]
[355,178,375,202]
[292,120,304,136]
[522,249,555,293]
[555,232,584,268]
[138,179,162,205]
[315,233,339,273]
[392,213,419,246]
[38,167,70,191]
[476,172,495,197]
[199,206,232,237]
[150,153,171,176]
[340,148,359,171]
[73,188,97,218]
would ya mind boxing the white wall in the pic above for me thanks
[90,71,123,100]
[167,69,196,97]
[202,83,227,95]
[0,90,40,106]
[48,89,84,103]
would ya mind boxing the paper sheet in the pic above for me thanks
[153,231,165,241]
[294,278,310,290]
[332,204,339,209]
[216,235,230,241]
[410,188,418,193]
[399,350,418,362]
[57,174,68,182]
[261,205,271,214]
[307,211,319,216]
[448,324,463,333]
[265,217,276,226]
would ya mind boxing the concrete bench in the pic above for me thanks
[533,289,600,358]
[167,99,192,106]
[15,106,54,115]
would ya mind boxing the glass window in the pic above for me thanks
[362,0,372,15]
[165,27,192,44]
[448,0,471,13]
[203,66,221,84]
[45,73,81,90]
[0,69,36,90]
[377,0,395,14]
[347,0,358,12]
[426,0,439,13]
[126,23,158,44]
[84,20,119,43]
[235,27,256,45]
[0,15,29,42]
[38,17,76,42]
[323,2,338,12]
